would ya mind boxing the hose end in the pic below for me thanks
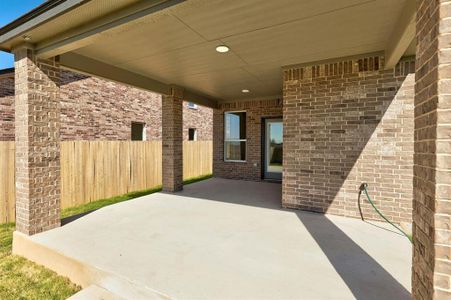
[359,182,368,191]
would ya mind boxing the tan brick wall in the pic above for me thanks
[162,87,184,192]
[282,55,415,224]
[14,48,61,235]
[413,0,451,298]
[213,99,283,181]
[0,70,212,141]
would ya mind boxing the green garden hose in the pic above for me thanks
[359,183,413,243]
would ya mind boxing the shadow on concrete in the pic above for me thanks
[296,212,410,300]
[178,178,410,299]
[61,210,97,226]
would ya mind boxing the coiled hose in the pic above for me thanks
[359,183,412,243]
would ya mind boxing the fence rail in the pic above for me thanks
[0,140,212,223]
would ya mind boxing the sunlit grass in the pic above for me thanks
[62,174,212,219]
[61,186,163,219]
[0,223,80,300]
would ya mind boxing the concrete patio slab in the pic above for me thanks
[13,178,411,299]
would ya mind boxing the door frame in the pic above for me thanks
[261,117,283,181]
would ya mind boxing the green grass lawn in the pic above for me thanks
[0,223,80,300]
[61,186,163,219]
[0,174,212,299]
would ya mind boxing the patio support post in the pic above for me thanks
[13,45,61,235]
[413,0,451,298]
[162,85,183,192]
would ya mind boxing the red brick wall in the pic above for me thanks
[283,55,415,224]
[183,102,213,141]
[0,70,212,141]
[213,99,283,181]
[0,73,14,141]
[59,71,162,141]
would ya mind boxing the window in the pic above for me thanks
[131,122,146,141]
[188,128,197,141]
[224,111,246,161]
[187,102,198,109]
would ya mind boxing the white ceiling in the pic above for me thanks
[66,0,409,101]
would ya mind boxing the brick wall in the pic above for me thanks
[162,87,183,192]
[58,71,162,141]
[282,55,415,224]
[183,103,212,141]
[213,99,282,181]
[0,70,212,141]
[413,0,451,298]
[0,73,14,141]
[14,49,61,235]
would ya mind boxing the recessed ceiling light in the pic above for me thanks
[23,35,31,41]
[242,89,250,93]
[215,45,229,53]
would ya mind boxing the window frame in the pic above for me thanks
[188,128,198,141]
[131,121,146,141]
[223,110,247,163]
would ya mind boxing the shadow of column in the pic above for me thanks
[295,211,410,300]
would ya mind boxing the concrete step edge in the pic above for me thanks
[68,284,126,300]
[12,231,171,300]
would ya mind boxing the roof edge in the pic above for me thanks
[0,0,67,36]
[0,0,91,50]
[0,67,15,76]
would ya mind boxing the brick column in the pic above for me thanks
[212,106,221,178]
[162,86,183,192]
[14,46,61,235]
[413,1,451,298]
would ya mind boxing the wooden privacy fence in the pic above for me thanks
[0,142,15,224]
[0,140,212,223]
[183,141,213,180]
[60,141,163,209]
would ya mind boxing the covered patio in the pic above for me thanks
[14,179,411,299]
[1,0,450,298]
